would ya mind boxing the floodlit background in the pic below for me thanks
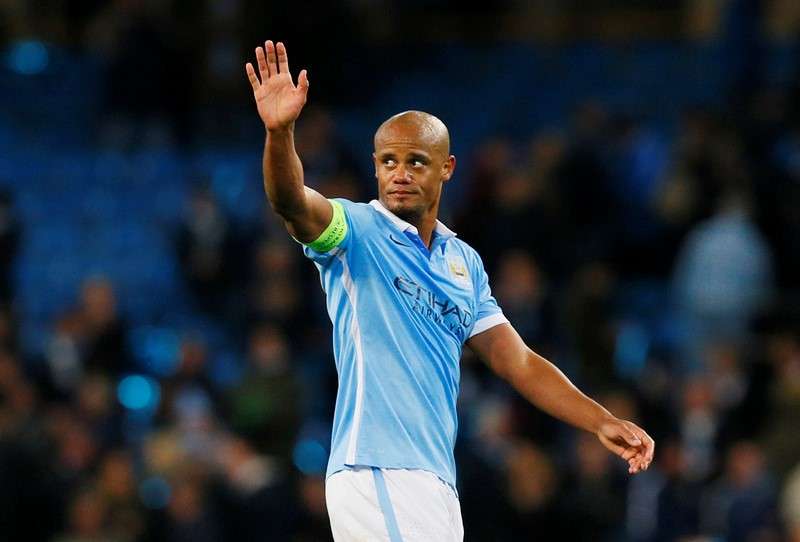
[2,1,800,540]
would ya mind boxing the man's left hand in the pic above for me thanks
[596,419,655,474]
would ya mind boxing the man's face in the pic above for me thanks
[373,122,455,222]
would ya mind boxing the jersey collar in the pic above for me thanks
[369,199,457,239]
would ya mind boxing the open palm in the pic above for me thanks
[246,40,309,131]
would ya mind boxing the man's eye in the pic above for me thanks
[412,160,424,168]
[383,159,396,167]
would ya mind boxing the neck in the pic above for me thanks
[415,214,438,248]
[393,205,439,248]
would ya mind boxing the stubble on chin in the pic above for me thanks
[384,200,421,225]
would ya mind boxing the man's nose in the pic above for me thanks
[392,165,412,183]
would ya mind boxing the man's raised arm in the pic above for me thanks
[245,40,332,242]
[467,323,655,474]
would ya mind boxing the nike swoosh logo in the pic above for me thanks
[389,234,411,247]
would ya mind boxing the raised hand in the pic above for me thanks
[245,40,309,132]
[597,418,655,474]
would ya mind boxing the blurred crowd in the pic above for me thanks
[451,100,800,541]
[3,1,800,541]
[3,98,800,540]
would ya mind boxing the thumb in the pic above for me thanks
[602,421,641,446]
[615,424,642,447]
[297,69,309,94]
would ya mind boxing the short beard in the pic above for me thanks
[386,201,423,226]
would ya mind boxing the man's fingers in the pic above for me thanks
[618,424,642,447]
[598,432,626,456]
[245,63,260,91]
[600,421,655,473]
[256,47,269,80]
[640,442,653,468]
[276,42,290,76]
[266,40,278,76]
[622,448,638,461]
[630,426,655,465]
[603,422,640,446]
[624,426,654,472]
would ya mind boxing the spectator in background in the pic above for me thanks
[563,432,628,541]
[74,373,120,450]
[54,486,116,542]
[0,350,38,438]
[139,434,223,541]
[245,238,303,332]
[95,450,144,542]
[292,475,333,542]
[293,107,360,190]
[80,277,129,377]
[679,376,719,481]
[500,439,568,539]
[701,441,780,541]
[557,102,618,266]
[493,250,555,352]
[167,335,218,403]
[564,261,619,388]
[706,341,753,450]
[627,439,702,542]
[483,166,557,274]
[177,185,238,317]
[215,435,296,541]
[522,132,570,277]
[51,413,100,495]
[293,473,334,542]
[458,134,565,278]
[673,191,774,371]
[455,137,514,251]
[226,322,301,461]
[162,468,221,542]
[671,110,730,223]
[608,115,672,278]
[44,312,85,398]
[159,335,221,463]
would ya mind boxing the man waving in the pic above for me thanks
[246,40,654,542]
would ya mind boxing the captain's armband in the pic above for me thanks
[306,200,348,252]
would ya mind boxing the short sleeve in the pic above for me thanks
[301,198,353,264]
[469,254,509,338]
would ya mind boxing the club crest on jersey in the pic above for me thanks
[448,259,469,282]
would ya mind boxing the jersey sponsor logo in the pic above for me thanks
[393,276,473,340]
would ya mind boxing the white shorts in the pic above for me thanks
[326,466,464,542]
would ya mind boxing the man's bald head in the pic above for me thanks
[372,110,456,229]
[374,111,450,156]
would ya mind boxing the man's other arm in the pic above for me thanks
[467,323,655,474]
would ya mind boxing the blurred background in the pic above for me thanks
[2,0,800,540]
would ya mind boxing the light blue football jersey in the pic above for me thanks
[303,199,507,487]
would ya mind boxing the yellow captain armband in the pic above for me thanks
[307,200,348,252]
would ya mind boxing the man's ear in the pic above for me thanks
[442,155,456,182]
[372,152,379,178]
